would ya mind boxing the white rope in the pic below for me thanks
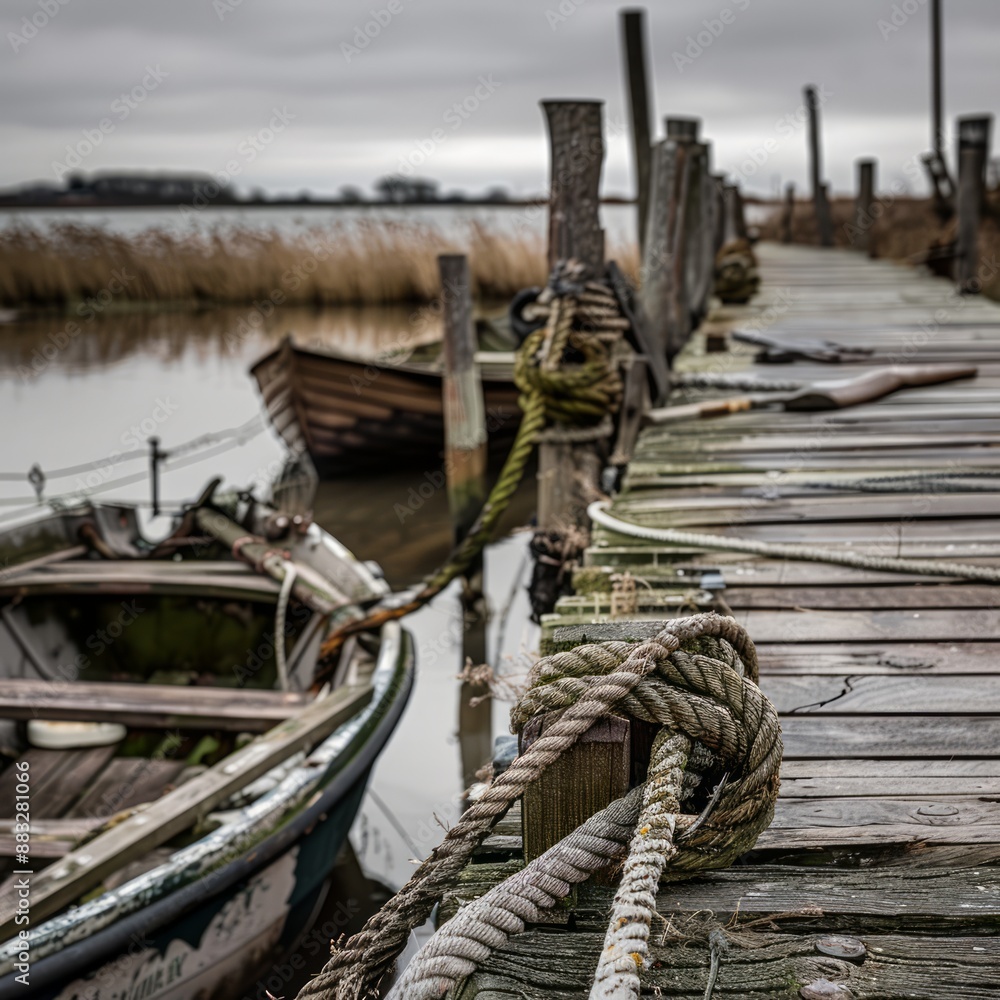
[590,731,691,1000]
[274,559,297,691]
[588,500,1000,583]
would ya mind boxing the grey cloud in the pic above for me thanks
[3,0,998,199]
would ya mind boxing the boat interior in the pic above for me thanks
[0,493,375,907]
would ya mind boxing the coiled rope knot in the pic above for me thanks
[309,614,781,1000]
[510,621,780,873]
[511,621,781,999]
[513,268,624,427]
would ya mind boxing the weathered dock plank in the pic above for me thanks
[449,243,1000,997]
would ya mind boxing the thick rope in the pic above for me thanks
[295,613,776,1000]
[274,559,297,691]
[590,730,691,1000]
[310,284,623,683]
[589,500,1000,583]
[386,786,646,1000]
[793,470,1000,494]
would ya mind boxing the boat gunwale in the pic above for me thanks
[0,620,414,986]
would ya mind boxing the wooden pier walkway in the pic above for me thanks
[449,243,1000,998]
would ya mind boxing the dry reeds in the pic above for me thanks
[0,218,559,309]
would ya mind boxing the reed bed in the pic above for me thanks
[0,218,574,309]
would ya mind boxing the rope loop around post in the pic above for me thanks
[297,612,781,1000]
[312,261,629,676]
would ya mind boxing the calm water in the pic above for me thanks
[0,200,640,249]
[0,210,544,996]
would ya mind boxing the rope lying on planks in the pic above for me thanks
[309,264,624,683]
[296,612,781,1000]
[588,500,1000,583]
[669,372,805,392]
[792,470,1000,495]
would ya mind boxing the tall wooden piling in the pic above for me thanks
[955,116,992,294]
[804,84,834,247]
[542,100,605,280]
[537,100,608,533]
[712,173,727,253]
[693,142,716,324]
[440,254,487,537]
[621,9,652,257]
[639,138,682,362]
[721,183,741,244]
[855,159,876,256]
[439,254,491,790]
[781,182,795,244]
[666,118,708,337]
[930,0,944,161]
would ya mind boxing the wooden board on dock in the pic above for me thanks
[452,244,1000,997]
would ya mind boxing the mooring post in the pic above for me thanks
[440,254,487,539]
[639,138,681,364]
[693,140,716,324]
[854,159,876,256]
[537,100,608,534]
[804,84,834,247]
[931,0,944,163]
[665,117,712,331]
[781,182,795,244]
[955,116,992,294]
[542,100,605,279]
[438,253,491,791]
[712,173,727,254]
[733,185,749,240]
[721,183,742,244]
[621,8,652,258]
[956,115,993,293]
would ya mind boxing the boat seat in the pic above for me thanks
[0,561,281,599]
[0,679,308,731]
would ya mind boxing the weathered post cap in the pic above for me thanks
[665,116,700,141]
[957,113,993,151]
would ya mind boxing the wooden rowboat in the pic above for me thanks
[0,487,413,999]
[250,335,522,476]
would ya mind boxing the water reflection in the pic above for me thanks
[2,300,540,997]
[0,302,438,375]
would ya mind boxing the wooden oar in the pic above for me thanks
[646,363,978,424]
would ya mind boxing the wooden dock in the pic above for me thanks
[447,243,1000,998]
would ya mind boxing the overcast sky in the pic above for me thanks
[3,0,997,200]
